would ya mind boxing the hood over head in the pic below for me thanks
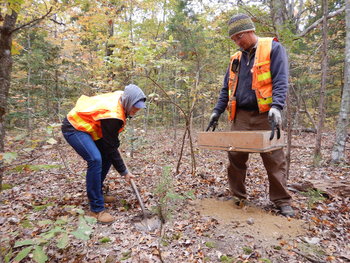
[121,84,146,116]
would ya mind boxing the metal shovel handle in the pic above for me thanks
[130,179,147,215]
[117,149,148,216]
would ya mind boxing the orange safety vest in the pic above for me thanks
[67,91,126,140]
[228,37,277,121]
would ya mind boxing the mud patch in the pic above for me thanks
[194,199,306,248]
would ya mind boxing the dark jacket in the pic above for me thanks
[213,40,289,114]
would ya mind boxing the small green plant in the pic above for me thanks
[259,258,272,263]
[120,199,131,211]
[242,246,253,254]
[120,250,132,260]
[160,238,169,247]
[154,166,185,222]
[10,212,96,263]
[220,255,235,263]
[313,153,322,167]
[11,164,61,172]
[1,183,13,190]
[33,203,55,211]
[302,189,327,209]
[204,241,216,248]
[20,219,33,228]
[99,237,111,243]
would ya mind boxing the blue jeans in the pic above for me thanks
[62,130,111,212]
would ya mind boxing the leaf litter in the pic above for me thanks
[0,129,349,262]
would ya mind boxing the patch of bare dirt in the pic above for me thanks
[194,198,305,246]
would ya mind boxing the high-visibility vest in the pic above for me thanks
[67,91,126,140]
[228,37,276,121]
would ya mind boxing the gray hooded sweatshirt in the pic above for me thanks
[121,84,146,116]
[62,84,146,177]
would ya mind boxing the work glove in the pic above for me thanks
[268,107,282,140]
[206,112,220,131]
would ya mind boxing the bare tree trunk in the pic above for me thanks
[332,0,350,163]
[0,11,18,189]
[173,68,177,140]
[176,128,187,174]
[26,32,32,138]
[314,0,329,162]
[0,6,52,189]
[269,0,286,38]
[145,74,196,175]
[129,0,135,83]
[286,89,293,179]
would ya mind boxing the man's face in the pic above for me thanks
[231,31,255,51]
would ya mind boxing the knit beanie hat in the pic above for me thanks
[228,14,255,38]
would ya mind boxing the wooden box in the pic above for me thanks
[197,130,285,152]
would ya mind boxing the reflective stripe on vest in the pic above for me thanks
[227,37,276,121]
[67,91,126,140]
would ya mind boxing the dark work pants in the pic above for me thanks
[227,109,292,207]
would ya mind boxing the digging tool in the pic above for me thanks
[129,178,161,232]
[117,150,161,232]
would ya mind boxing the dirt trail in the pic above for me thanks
[194,199,306,247]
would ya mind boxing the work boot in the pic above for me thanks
[279,205,295,217]
[87,211,115,224]
[104,195,117,203]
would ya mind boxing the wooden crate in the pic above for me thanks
[197,130,285,152]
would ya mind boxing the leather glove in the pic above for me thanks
[206,112,220,131]
[268,107,282,140]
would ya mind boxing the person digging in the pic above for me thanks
[61,84,147,224]
[207,14,295,217]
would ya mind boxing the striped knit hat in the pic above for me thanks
[228,14,255,38]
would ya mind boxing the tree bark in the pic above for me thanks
[269,0,287,38]
[26,33,33,138]
[314,0,329,161]
[0,6,52,189]
[286,89,293,179]
[0,10,18,189]
[0,11,17,151]
[332,0,350,163]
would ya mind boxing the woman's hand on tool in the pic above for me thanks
[124,172,135,184]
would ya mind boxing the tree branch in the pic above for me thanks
[297,6,345,38]
[10,6,53,34]
[50,18,65,26]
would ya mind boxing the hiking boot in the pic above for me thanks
[87,211,115,224]
[104,195,117,203]
[279,205,295,217]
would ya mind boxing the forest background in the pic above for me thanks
[0,0,349,167]
[0,0,349,262]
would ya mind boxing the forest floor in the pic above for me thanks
[1,127,349,263]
